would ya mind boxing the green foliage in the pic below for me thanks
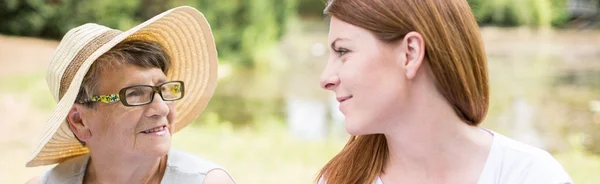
[0,0,139,38]
[193,0,297,66]
[297,0,326,18]
[0,0,297,67]
[296,0,572,27]
[185,0,296,126]
[467,0,570,27]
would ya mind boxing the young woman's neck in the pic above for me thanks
[381,78,493,182]
[84,151,167,184]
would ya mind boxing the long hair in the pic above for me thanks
[317,0,489,183]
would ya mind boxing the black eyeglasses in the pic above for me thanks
[78,81,185,106]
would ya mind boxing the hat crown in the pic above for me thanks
[46,23,121,102]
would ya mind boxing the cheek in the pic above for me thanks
[340,54,407,123]
[167,103,176,124]
[95,107,143,136]
[339,54,398,94]
[339,56,371,88]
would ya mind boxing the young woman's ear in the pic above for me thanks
[400,31,426,79]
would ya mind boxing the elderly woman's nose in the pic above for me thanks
[145,93,170,118]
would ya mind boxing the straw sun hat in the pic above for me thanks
[26,6,218,167]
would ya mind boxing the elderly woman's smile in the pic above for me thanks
[139,125,168,135]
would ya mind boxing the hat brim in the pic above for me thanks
[26,6,218,167]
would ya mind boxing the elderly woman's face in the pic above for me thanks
[80,63,176,157]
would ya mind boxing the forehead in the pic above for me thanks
[97,63,166,93]
[328,16,373,44]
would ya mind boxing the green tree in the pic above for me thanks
[295,0,572,27]
[0,0,139,39]
[467,0,569,27]
[192,0,296,67]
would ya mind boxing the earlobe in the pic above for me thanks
[402,32,426,79]
[67,105,91,142]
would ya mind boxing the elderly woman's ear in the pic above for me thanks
[67,105,91,143]
[202,169,236,184]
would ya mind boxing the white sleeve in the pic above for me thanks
[518,152,573,184]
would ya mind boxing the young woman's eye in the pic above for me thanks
[335,48,349,56]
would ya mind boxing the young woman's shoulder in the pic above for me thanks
[481,131,573,184]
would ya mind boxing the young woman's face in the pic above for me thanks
[321,16,414,135]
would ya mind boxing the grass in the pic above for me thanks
[174,124,600,184]
[553,135,600,184]
[172,123,344,184]
[5,121,600,184]
[0,71,55,110]
[555,150,600,184]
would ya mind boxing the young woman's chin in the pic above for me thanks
[344,117,377,136]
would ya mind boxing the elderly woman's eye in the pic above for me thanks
[127,89,144,97]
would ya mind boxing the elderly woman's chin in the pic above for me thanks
[134,130,173,157]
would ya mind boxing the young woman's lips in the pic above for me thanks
[337,96,352,113]
[337,96,352,103]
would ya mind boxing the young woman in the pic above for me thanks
[317,0,572,183]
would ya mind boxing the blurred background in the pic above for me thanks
[1,0,599,183]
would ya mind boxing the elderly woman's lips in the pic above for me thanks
[140,125,168,134]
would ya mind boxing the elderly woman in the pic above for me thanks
[317,0,572,184]
[25,6,235,184]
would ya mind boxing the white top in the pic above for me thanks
[374,130,573,184]
[40,148,232,184]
